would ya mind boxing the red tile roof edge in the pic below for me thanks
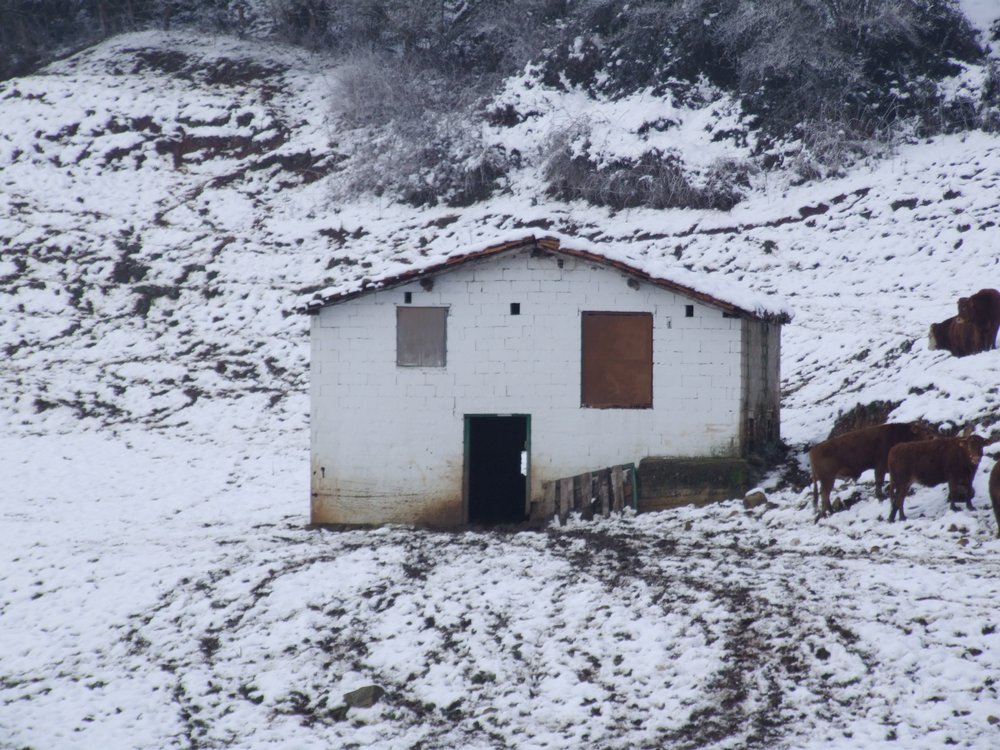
[300,235,789,323]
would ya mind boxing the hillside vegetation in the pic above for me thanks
[5,1,1000,210]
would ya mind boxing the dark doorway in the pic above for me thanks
[465,415,529,525]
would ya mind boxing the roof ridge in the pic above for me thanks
[300,233,791,323]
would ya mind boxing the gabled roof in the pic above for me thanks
[300,235,791,323]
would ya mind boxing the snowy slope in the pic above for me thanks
[0,31,336,435]
[2,21,1000,750]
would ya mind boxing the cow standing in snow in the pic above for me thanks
[928,314,980,357]
[887,434,989,522]
[809,421,934,518]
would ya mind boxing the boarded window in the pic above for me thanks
[582,312,653,408]
[397,307,447,367]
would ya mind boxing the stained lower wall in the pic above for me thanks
[310,248,749,525]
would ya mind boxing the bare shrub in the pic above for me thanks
[980,61,1000,133]
[542,120,748,210]
[701,157,757,210]
[265,0,337,49]
[783,118,896,182]
[331,49,513,206]
[538,35,605,92]
[341,118,513,207]
[395,125,513,208]
[717,0,862,99]
[331,51,431,128]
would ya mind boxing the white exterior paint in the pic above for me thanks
[310,247,747,525]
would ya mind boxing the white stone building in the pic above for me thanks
[303,235,788,526]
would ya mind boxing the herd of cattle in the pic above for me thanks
[809,288,1000,536]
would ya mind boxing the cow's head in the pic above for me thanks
[959,434,988,467]
[928,320,948,350]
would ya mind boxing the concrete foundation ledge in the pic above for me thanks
[637,457,749,512]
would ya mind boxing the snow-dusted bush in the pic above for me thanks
[265,0,559,71]
[702,156,758,208]
[264,0,337,48]
[542,121,748,211]
[981,61,1000,132]
[331,49,514,206]
[781,119,897,183]
[339,119,513,207]
[538,35,605,92]
[331,50,435,128]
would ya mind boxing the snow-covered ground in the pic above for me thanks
[3,20,1000,750]
[4,427,1000,749]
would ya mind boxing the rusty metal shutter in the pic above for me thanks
[397,307,447,367]
[581,312,653,408]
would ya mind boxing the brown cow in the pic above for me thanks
[929,288,1000,357]
[809,422,934,517]
[989,462,1000,539]
[887,435,988,522]
[959,288,1000,351]
[928,314,980,357]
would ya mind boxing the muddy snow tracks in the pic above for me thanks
[115,517,995,749]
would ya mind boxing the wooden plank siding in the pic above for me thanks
[541,464,637,524]
[559,477,574,523]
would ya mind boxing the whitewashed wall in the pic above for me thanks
[310,248,744,525]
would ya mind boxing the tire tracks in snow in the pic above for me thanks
[114,520,1000,749]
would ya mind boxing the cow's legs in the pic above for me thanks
[874,466,886,500]
[888,480,910,522]
[820,478,835,517]
[948,482,976,511]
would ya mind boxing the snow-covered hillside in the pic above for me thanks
[3,21,1000,750]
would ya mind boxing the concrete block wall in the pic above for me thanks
[310,248,744,524]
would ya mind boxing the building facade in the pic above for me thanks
[305,236,785,526]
